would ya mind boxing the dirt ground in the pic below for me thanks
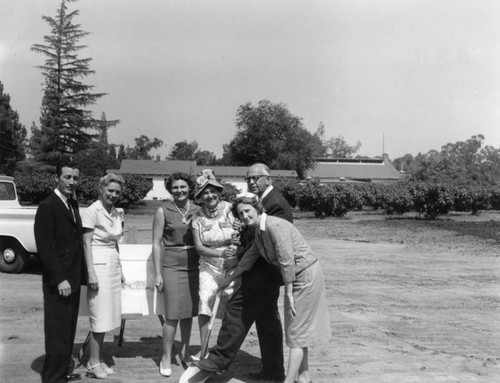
[1,211,499,383]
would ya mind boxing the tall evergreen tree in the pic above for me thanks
[30,0,106,165]
[97,112,119,146]
[0,81,27,175]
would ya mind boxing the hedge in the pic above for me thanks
[14,172,152,208]
[273,180,500,219]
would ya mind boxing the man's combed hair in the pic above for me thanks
[56,160,79,177]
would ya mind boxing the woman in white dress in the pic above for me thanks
[82,173,125,379]
[191,169,240,357]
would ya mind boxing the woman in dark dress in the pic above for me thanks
[152,173,201,377]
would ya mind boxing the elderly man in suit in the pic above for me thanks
[34,162,86,383]
[183,163,292,383]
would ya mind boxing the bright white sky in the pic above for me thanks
[1,0,499,160]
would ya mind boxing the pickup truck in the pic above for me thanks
[0,176,142,274]
[0,175,38,273]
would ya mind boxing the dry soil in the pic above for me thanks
[1,211,499,383]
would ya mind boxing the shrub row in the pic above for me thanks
[274,178,500,219]
[15,171,152,208]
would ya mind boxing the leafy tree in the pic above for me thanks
[169,140,198,160]
[223,100,323,178]
[0,81,27,175]
[313,122,360,158]
[402,135,500,185]
[324,135,361,158]
[194,150,217,166]
[168,140,218,165]
[30,0,107,165]
[391,153,414,173]
[116,144,126,162]
[73,144,119,177]
[123,135,164,160]
[108,144,117,162]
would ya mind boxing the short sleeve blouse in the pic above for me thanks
[81,200,124,248]
[191,201,235,249]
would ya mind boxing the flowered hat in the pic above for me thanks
[194,169,224,198]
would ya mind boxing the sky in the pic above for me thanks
[1,0,499,161]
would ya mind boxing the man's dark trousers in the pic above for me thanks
[42,284,80,383]
[209,256,284,374]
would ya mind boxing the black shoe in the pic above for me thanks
[248,370,285,382]
[193,358,221,373]
[65,373,81,382]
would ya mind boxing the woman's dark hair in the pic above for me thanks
[231,193,263,218]
[165,172,194,194]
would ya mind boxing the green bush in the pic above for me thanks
[14,171,55,204]
[410,183,455,219]
[453,185,492,214]
[294,182,363,218]
[490,185,500,210]
[119,174,153,208]
[220,181,240,203]
[15,171,151,208]
[76,174,152,208]
[273,177,301,208]
[378,184,414,215]
[357,183,383,211]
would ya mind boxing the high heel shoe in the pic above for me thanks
[159,360,172,377]
[86,362,108,379]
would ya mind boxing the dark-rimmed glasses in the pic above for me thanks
[244,175,267,183]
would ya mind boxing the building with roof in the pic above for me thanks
[108,159,297,200]
[108,157,400,200]
[306,157,401,184]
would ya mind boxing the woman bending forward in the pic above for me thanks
[222,193,332,383]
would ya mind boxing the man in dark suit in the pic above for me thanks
[34,162,85,383]
[187,163,293,382]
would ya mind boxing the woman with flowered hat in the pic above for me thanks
[191,169,240,358]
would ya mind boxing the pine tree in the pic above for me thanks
[30,0,106,165]
[0,81,27,175]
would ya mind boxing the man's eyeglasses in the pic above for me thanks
[245,175,267,183]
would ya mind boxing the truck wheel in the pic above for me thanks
[0,241,30,273]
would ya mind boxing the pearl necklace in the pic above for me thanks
[204,203,220,219]
[174,200,190,224]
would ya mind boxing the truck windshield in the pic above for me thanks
[0,182,16,200]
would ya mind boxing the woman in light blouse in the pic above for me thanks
[221,193,331,383]
[82,173,125,379]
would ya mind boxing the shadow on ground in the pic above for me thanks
[31,337,262,382]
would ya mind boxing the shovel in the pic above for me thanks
[199,291,221,359]
[179,292,221,383]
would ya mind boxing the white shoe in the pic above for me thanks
[159,360,172,377]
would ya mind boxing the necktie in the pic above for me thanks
[67,198,75,222]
